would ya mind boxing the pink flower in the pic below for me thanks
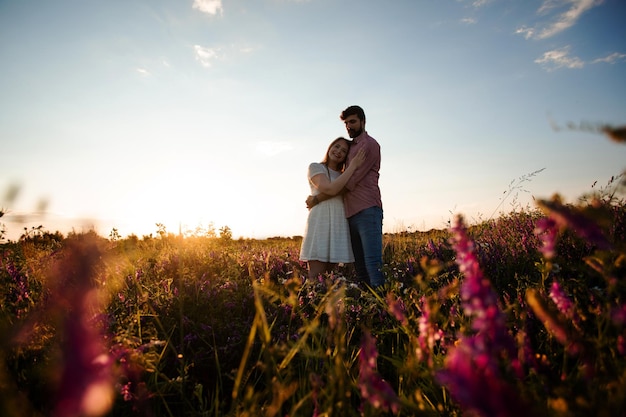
[450,216,515,356]
[437,340,529,417]
[534,217,558,259]
[386,293,407,326]
[358,330,401,414]
[436,216,528,416]
[416,296,443,365]
[549,280,581,327]
[537,198,612,251]
[50,237,115,417]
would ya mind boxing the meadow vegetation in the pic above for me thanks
[1,129,625,417]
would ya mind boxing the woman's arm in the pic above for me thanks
[311,149,365,196]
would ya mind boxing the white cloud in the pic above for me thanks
[515,26,535,40]
[194,45,220,68]
[591,52,626,64]
[517,0,604,40]
[534,46,584,71]
[472,0,492,7]
[535,48,624,71]
[136,68,150,76]
[192,0,223,16]
[538,0,602,39]
[537,0,564,14]
[461,17,477,25]
[192,43,255,68]
[256,141,294,156]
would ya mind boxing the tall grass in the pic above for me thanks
[1,132,625,416]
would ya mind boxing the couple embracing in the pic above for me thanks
[299,105,384,288]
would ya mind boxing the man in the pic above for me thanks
[307,105,384,287]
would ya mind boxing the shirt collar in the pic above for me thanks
[353,130,367,144]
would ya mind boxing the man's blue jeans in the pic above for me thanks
[348,206,384,287]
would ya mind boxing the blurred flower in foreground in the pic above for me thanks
[537,197,612,252]
[549,280,581,327]
[449,216,519,362]
[46,236,115,417]
[437,215,529,417]
[358,330,400,414]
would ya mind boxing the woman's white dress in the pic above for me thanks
[299,163,354,263]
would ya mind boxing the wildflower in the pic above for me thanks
[534,217,558,259]
[406,257,415,275]
[437,340,528,417]
[436,215,528,416]
[46,237,115,417]
[2,256,33,319]
[416,296,443,365]
[527,289,587,358]
[450,216,516,357]
[427,238,444,259]
[120,382,133,402]
[549,280,581,326]
[358,330,401,414]
[111,344,153,413]
[537,198,612,251]
[386,292,407,326]
[526,289,569,346]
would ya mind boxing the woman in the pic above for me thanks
[299,137,365,279]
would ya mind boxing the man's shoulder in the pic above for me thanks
[364,133,380,148]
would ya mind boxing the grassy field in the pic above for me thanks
[1,182,626,416]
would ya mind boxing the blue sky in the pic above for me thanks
[1,0,625,240]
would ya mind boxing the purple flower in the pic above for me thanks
[53,308,114,417]
[437,339,528,417]
[450,216,515,356]
[2,255,32,319]
[49,238,116,417]
[549,280,580,326]
[537,198,612,251]
[358,330,401,414]
[386,293,407,326]
[436,215,528,416]
[416,296,443,365]
[534,217,558,259]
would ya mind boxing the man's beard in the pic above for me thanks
[347,128,362,138]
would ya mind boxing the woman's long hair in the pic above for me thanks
[321,137,350,172]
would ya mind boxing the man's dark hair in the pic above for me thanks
[340,105,366,123]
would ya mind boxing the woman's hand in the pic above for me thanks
[350,148,366,169]
[305,195,317,209]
